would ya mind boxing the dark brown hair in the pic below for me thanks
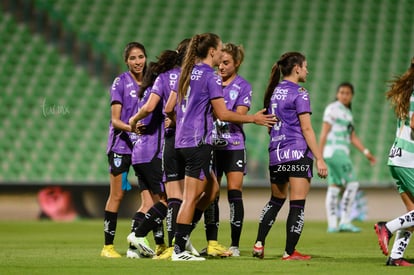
[177,33,220,102]
[123,42,147,75]
[336,82,354,109]
[263,52,306,109]
[386,57,414,119]
[138,39,190,99]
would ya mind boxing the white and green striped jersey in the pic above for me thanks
[322,101,353,158]
[388,91,414,168]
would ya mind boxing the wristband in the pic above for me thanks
[363,148,370,156]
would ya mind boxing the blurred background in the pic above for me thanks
[0,0,413,220]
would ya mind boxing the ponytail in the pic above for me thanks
[176,38,191,66]
[178,35,199,102]
[263,52,306,110]
[138,50,180,99]
[138,62,158,99]
[177,33,220,102]
[263,63,281,110]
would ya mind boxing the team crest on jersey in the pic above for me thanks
[230,90,239,100]
[114,156,122,168]
[298,87,307,93]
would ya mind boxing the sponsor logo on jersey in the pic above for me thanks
[215,75,222,86]
[111,77,120,90]
[272,87,288,100]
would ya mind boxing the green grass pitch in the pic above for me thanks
[0,220,412,274]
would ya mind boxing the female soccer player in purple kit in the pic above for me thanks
[203,43,253,257]
[126,60,168,258]
[128,39,198,260]
[252,52,328,261]
[165,32,276,261]
[101,42,147,258]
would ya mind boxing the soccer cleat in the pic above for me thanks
[252,241,264,259]
[126,247,141,259]
[127,233,155,257]
[282,250,311,260]
[155,244,167,256]
[386,257,414,266]
[374,222,392,256]
[206,241,232,257]
[199,247,207,256]
[172,250,206,261]
[100,245,122,258]
[229,246,240,257]
[339,223,361,233]
[186,239,200,256]
[327,227,339,233]
[153,246,173,260]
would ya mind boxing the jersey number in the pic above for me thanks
[271,103,282,130]
[181,86,191,113]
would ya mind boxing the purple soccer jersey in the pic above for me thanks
[151,67,180,107]
[175,63,223,148]
[213,75,252,150]
[268,80,313,166]
[152,67,180,136]
[106,71,139,155]
[131,86,165,164]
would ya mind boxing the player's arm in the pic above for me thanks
[211,97,275,126]
[299,112,327,178]
[129,93,161,130]
[235,105,249,115]
[319,122,331,153]
[111,103,132,132]
[350,131,376,164]
[411,113,414,129]
[164,90,177,122]
[213,105,249,125]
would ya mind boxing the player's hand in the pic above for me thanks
[366,153,376,165]
[316,159,328,179]
[129,116,137,132]
[253,108,278,128]
[135,122,146,135]
[165,117,175,128]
